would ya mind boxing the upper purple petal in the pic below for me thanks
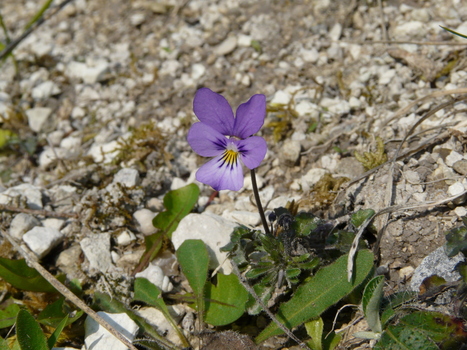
[233,94,266,139]
[187,122,227,157]
[196,153,244,191]
[193,88,234,136]
[237,136,267,169]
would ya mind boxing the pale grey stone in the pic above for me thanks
[39,147,69,169]
[448,182,465,196]
[42,218,66,230]
[67,60,110,84]
[191,63,206,80]
[130,12,145,26]
[135,264,173,292]
[85,312,138,350]
[279,139,301,167]
[0,184,43,209]
[134,306,183,345]
[223,210,260,227]
[172,212,237,274]
[113,168,140,187]
[410,247,464,292]
[80,233,113,273]
[87,141,120,163]
[453,159,467,175]
[23,226,63,258]
[243,173,264,191]
[301,168,329,191]
[115,230,136,246]
[445,151,464,167]
[26,107,54,132]
[32,80,61,99]
[329,23,342,41]
[214,36,237,56]
[133,208,157,235]
[9,213,40,240]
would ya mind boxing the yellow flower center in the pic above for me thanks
[220,148,239,168]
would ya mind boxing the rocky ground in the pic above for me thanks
[1,0,467,349]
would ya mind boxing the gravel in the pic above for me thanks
[2,0,467,347]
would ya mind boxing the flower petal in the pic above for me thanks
[233,94,266,139]
[237,136,267,169]
[196,153,244,191]
[187,122,227,157]
[193,88,234,136]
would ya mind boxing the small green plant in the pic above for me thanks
[134,183,200,274]
[0,266,83,349]
[221,207,375,346]
[354,136,387,170]
[356,271,467,349]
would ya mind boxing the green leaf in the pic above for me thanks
[285,268,301,280]
[133,277,190,348]
[0,337,10,350]
[11,340,20,350]
[293,212,322,236]
[152,183,199,238]
[380,291,417,327]
[0,129,17,149]
[37,298,82,328]
[16,309,49,350]
[255,250,374,343]
[204,273,248,326]
[47,314,69,349]
[94,291,189,349]
[245,266,271,279]
[246,284,274,315]
[133,278,166,311]
[176,239,209,296]
[351,209,375,228]
[0,258,57,293]
[0,302,20,328]
[353,331,381,340]
[135,232,164,274]
[362,275,384,333]
[305,318,323,350]
[24,0,54,30]
[444,223,467,257]
[375,311,467,349]
[440,25,467,39]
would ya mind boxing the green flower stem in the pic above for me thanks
[250,169,270,235]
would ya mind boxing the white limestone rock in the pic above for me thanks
[301,168,329,192]
[214,36,237,56]
[410,247,464,292]
[133,208,157,235]
[32,80,61,100]
[9,213,41,240]
[116,229,136,246]
[113,168,140,187]
[135,264,174,292]
[23,227,63,258]
[279,139,301,167]
[26,107,54,132]
[0,184,43,209]
[67,60,110,84]
[84,312,138,350]
[134,306,183,346]
[80,233,113,273]
[222,210,260,227]
[172,212,237,274]
[87,141,120,163]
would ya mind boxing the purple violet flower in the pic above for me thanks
[187,88,268,191]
